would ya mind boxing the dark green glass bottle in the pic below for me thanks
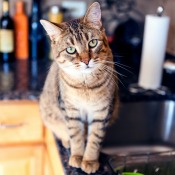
[0,0,15,62]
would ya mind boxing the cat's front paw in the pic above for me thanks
[81,160,99,174]
[69,155,83,168]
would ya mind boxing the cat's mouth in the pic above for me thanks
[81,65,94,73]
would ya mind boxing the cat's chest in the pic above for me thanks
[61,85,103,107]
[65,87,97,106]
[59,76,114,119]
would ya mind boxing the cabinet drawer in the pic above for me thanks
[0,101,43,144]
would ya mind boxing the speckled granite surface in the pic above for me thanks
[0,59,117,174]
[0,60,49,100]
[0,59,174,102]
[56,139,116,175]
[0,59,175,175]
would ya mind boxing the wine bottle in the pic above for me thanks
[14,0,29,60]
[0,0,15,62]
[29,0,47,60]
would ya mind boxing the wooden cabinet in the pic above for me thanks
[0,101,65,175]
[44,129,65,175]
[0,145,43,175]
[0,101,43,144]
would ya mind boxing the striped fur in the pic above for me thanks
[39,2,119,174]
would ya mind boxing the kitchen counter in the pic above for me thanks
[0,59,175,175]
[0,59,174,101]
[0,60,48,100]
[56,140,115,175]
[0,59,116,174]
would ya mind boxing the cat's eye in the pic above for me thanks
[66,47,76,54]
[89,39,98,48]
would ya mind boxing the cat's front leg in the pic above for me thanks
[66,110,85,168]
[81,111,109,174]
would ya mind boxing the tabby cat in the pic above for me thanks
[39,2,118,174]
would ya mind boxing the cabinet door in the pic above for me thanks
[0,145,44,175]
[45,129,65,175]
[44,151,54,175]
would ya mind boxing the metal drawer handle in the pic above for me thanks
[0,123,24,129]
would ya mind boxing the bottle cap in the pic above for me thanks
[48,6,63,24]
[16,1,24,13]
[50,6,60,14]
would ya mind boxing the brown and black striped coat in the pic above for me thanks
[39,2,119,174]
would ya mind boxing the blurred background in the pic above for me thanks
[0,0,174,87]
[0,0,174,95]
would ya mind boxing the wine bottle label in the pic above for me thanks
[0,29,14,53]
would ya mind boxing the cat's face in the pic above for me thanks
[41,2,112,75]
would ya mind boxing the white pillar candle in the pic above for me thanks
[138,15,170,89]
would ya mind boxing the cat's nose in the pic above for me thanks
[82,58,90,65]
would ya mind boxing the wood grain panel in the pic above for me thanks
[45,129,65,175]
[0,101,43,145]
[0,144,44,175]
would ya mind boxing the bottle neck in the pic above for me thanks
[16,2,24,14]
[2,0,9,16]
[32,0,41,13]
[31,0,41,21]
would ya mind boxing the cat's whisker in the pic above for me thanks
[97,59,133,74]
[112,77,119,88]
[100,59,133,71]
[102,68,119,88]
[105,65,127,77]
[112,53,123,58]
[109,75,119,88]
[113,62,132,69]
[114,64,133,74]
[99,63,127,78]
[104,68,125,88]
[101,60,132,69]
[101,64,126,88]
[93,64,103,72]
[103,67,118,80]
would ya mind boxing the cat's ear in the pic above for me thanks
[40,20,63,40]
[83,2,102,29]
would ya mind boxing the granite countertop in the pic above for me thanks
[0,59,116,174]
[0,59,174,102]
[0,60,49,100]
[56,140,116,175]
[0,59,175,175]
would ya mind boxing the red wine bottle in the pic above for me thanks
[0,0,15,62]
